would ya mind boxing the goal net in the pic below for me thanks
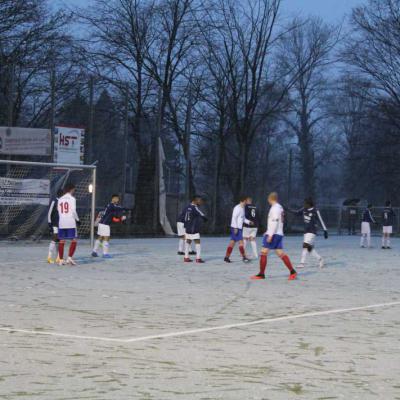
[0,160,96,243]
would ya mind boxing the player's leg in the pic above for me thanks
[177,235,185,255]
[276,248,297,280]
[47,230,58,263]
[382,230,387,249]
[249,237,258,259]
[238,239,250,263]
[387,232,392,249]
[184,238,193,262]
[66,229,78,265]
[102,237,111,258]
[194,238,205,263]
[92,235,103,257]
[224,231,236,262]
[251,246,269,280]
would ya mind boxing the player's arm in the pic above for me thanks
[369,210,376,224]
[287,207,303,216]
[317,209,328,239]
[266,208,279,238]
[48,200,55,226]
[194,206,207,221]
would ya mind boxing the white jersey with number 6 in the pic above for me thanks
[58,193,79,229]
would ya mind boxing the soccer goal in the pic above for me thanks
[0,160,97,246]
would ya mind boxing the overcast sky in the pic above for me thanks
[58,0,367,22]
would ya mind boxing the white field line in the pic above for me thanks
[1,301,399,344]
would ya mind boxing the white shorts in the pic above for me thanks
[52,226,59,234]
[303,233,316,245]
[243,227,258,238]
[186,233,200,240]
[97,223,111,237]
[361,222,371,235]
[383,226,393,234]
[177,222,185,236]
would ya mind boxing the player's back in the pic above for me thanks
[303,207,318,234]
[231,204,244,228]
[267,203,284,236]
[184,204,205,234]
[58,193,77,229]
[244,204,259,227]
[382,207,395,226]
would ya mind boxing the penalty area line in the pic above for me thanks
[0,301,399,344]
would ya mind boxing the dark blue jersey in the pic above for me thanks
[382,207,395,227]
[293,207,327,234]
[243,204,259,228]
[47,197,60,226]
[99,203,125,226]
[177,206,188,223]
[183,203,207,234]
[362,208,375,223]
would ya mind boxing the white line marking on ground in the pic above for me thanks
[1,301,399,344]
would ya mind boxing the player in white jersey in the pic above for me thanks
[57,183,80,266]
[251,192,297,281]
[224,196,250,263]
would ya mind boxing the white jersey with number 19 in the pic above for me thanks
[58,193,79,229]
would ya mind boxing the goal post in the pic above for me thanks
[0,159,97,247]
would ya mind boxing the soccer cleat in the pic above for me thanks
[184,258,193,263]
[196,258,205,263]
[55,256,60,264]
[177,251,185,255]
[297,263,305,269]
[66,257,77,266]
[102,254,112,259]
[242,257,251,263]
[91,251,99,257]
[251,274,265,280]
[224,257,231,263]
[382,246,387,249]
[47,256,54,264]
[189,251,197,255]
[57,259,65,266]
[319,259,325,269]
[387,246,392,249]
[288,272,297,281]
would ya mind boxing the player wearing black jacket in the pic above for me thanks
[382,200,396,249]
[243,199,260,259]
[47,189,63,264]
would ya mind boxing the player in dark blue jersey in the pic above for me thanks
[382,200,396,249]
[360,204,375,248]
[177,206,195,256]
[183,195,207,263]
[92,194,126,258]
[290,198,328,269]
[243,198,260,259]
[47,189,64,264]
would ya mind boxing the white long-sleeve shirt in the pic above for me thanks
[266,203,284,237]
[231,204,245,229]
[57,193,79,229]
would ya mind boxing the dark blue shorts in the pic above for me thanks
[58,228,77,240]
[262,234,283,250]
[230,228,243,242]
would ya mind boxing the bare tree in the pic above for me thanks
[277,17,340,197]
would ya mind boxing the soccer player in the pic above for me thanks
[177,207,195,256]
[92,194,126,258]
[57,183,80,266]
[183,195,207,263]
[243,198,259,259]
[360,204,375,248]
[290,198,328,269]
[47,188,63,264]
[251,192,297,281]
[382,200,396,249]
[224,196,250,263]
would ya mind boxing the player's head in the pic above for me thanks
[56,189,64,198]
[64,183,76,195]
[246,196,252,205]
[268,192,278,205]
[385,200,391,207]
[191,195,203,205]
[304,197,314,208]
[239,195,249,205]
[111,194,120,204]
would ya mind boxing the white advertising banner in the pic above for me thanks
[0,177,50,206]
[0,127,51,156]
[54,126,85,165]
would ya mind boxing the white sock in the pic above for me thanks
[250,241,258,258]
[300,248,308,265]
[103,242,109,255]
[196,243,201,259]
[367,234,371,247]
[93,239,101,252]
[360,235,365,247]
[185,241,190,258]
[311,249,321,261]
[382,236,386,247]
[387,236,391,247]
[243,239,248,251]
[48,241,56,258]
[178,238,185,252]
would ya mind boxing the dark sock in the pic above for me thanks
[281,254,295,274]
[69,240,77,257]
[260,254,267,275]
[225,246,233,258]
[58,241,65,259]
